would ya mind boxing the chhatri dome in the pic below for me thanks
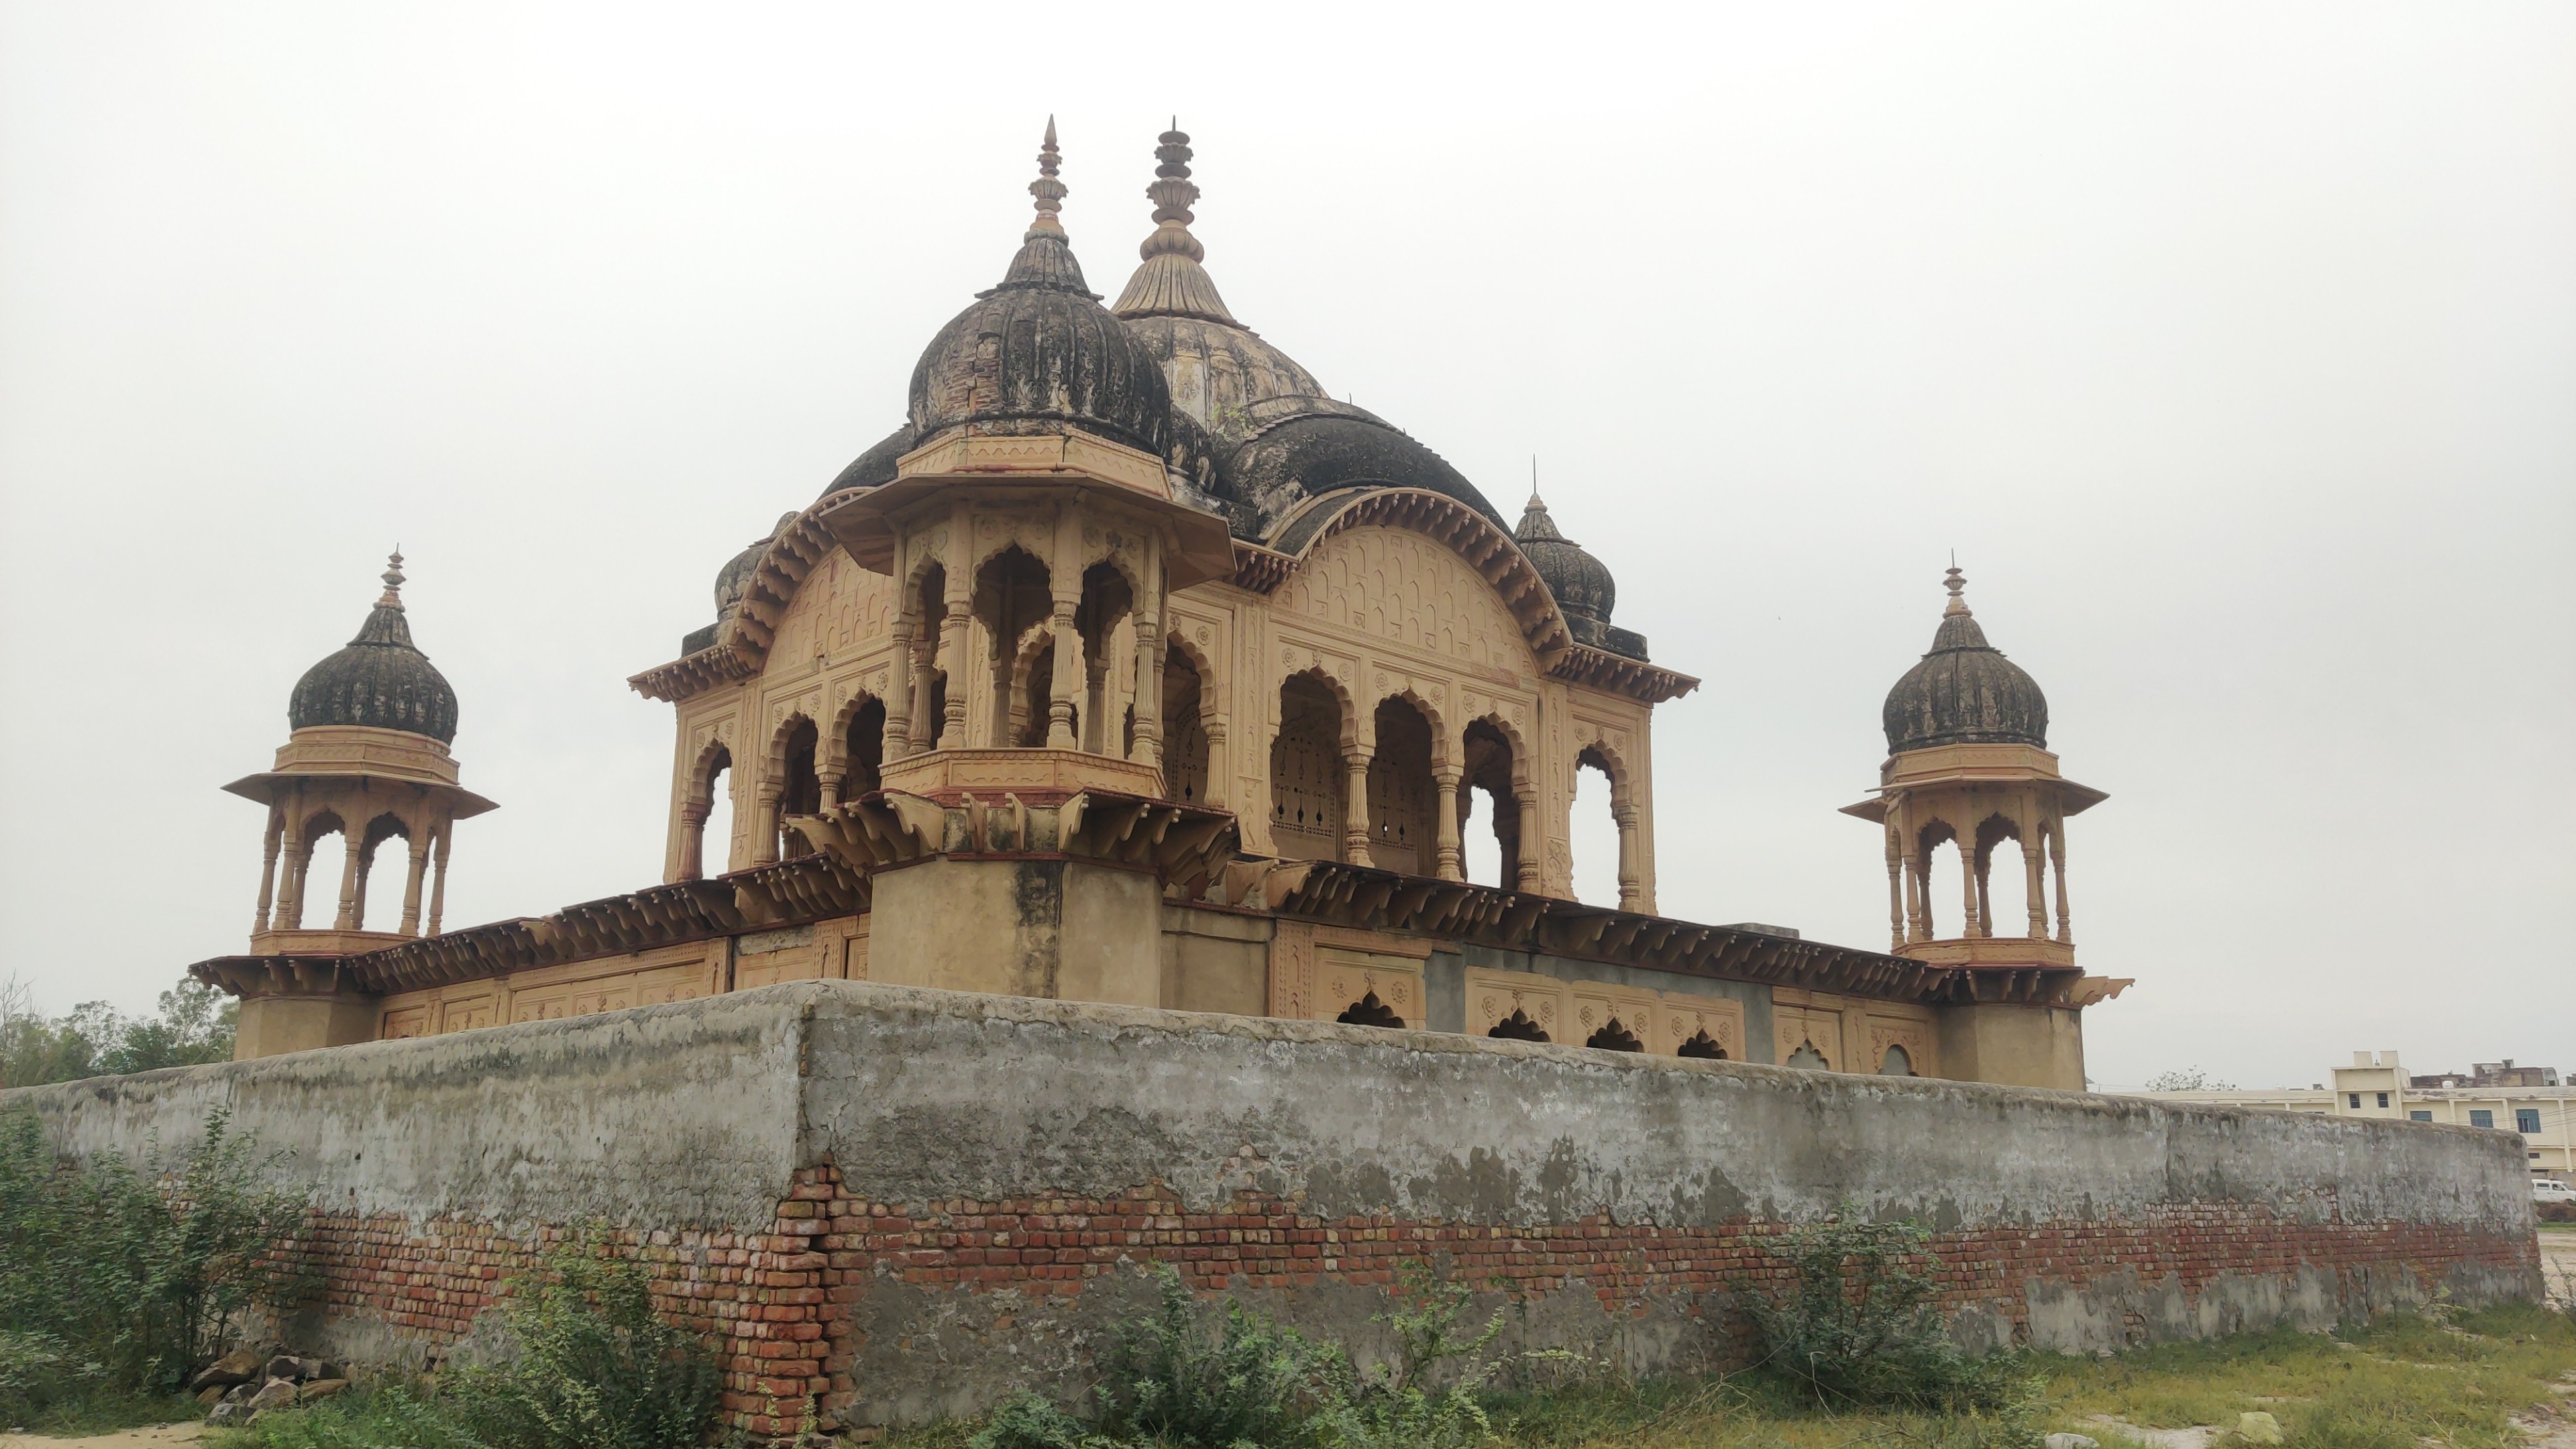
[1880,566,2048,755]
[286,553,460,744]
[1514,489,1617,646]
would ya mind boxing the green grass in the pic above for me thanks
[0,1389,203,1437]
[870,1302,2576,1449]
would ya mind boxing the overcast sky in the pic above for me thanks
[3,2,2568,1090]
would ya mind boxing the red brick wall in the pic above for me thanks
[297,1163,2541,1436]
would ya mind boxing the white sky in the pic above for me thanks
[2,2,2568,1091]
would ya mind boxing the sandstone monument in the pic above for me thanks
[5,123,2540,1437]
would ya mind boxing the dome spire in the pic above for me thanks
[377,548,406,610]
[990,118,1096,298]
[1027,116,1065,241]
[1112,121,1240,324]
[1943,559,1970,617]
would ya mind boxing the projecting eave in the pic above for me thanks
[1841,776,2107,824]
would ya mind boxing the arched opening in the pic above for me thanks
[1975,814,2039,939]
[1270,672,1345,862]
[1677,1030,1729,1061]
[686,746,734,880]
[287,809,345,929]
[841,700,885,798]
[1366,698,1436,873]
[356,812,411,932]
[1076,562,1134,756]
[776,718,820,859]
[1917,820,1964,940]
[1336,991,1405,1029]
[1879,1044,1915,1077]
[1785,1040,1831,1071]
[1163,644,1210,802]
[973,547,1052,747]
[1014,626,1059,747]
[1584,1017,1644,1053]
[1571,747,1621,907]
[1458,720,1521,889]
[1488,1008,1550,1042]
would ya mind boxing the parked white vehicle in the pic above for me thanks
[2534,1177,2575,1204]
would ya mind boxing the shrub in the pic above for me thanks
[1739,1207,2033,1413]
[969,1262,1503,1449]
[0,1106,309,1419]
[444,1226,722,1449]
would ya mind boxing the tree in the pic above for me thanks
[0,978,235,1088]
[2145,1067,2235,1092]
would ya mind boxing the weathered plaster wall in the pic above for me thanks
[0,981,2542,1434]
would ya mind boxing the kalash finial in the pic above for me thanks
[378,549,407,610]
[1138,119,1205,264]
[1942,559,1971,617]
[1027,116,1067,241]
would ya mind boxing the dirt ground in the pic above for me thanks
[0,1428,200,1449]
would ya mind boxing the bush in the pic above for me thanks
[443,1227,722,1449]
[971,1262,1499,1449]
[0,1105,309,1420]
[1740,1208,2033,1413]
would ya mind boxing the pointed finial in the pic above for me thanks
[377,549,407,610]
[1530,455,1542,508]
[1138,119,1204,263]
[1027,117,1067,241]
[1942,561,1970,617]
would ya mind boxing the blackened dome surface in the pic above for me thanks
[1882,596,2049,754]
[1234,415,1507,543]
[1515,494,1616,632]
[289,592,458,744]
[906,235,1174,457]
[820,423,916,499]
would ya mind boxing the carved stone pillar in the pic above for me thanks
[753,780,785,866]
[427,825,450,936]
[908,632,939,753]
[1047,595,1081,749]
[277,808,307,930]
[1342,747,1374,865]
[1201,722,1230,810]
[2021,835,2047,939]
[1513,789,1542,893]
[938,521,973,748]
[1613,802,1643,912]
[1129,538,1165,771]
[1974,841,1994,937]
[399,835,429,935]
[332,832,364,930]
[1130,608,1163,770]
[1083,655,1110,755]
[678,799,710,881]
[1904,848,1929,942]
[1960,837,1982,938]
[253,810,283,934]
[883,614,916,760]
[2050,823,2073,945]
[1432,765,1464,881]
[1883,818,1906,951]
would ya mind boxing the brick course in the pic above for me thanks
[296,1163,2540,1436]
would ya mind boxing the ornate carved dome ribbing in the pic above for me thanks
[906,122,1173,458]
[288,554,460,744]
[1882,568,2049,755]
[1515,492,1616,635]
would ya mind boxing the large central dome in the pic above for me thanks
[906,122,1173,457]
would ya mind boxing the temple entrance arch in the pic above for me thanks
[1366,697,1436,874]
[1271,672,1346,862]
[1458,718,1534,891]
[1163,643,1210,804]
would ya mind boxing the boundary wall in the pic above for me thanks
[1,981,2543,1434]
